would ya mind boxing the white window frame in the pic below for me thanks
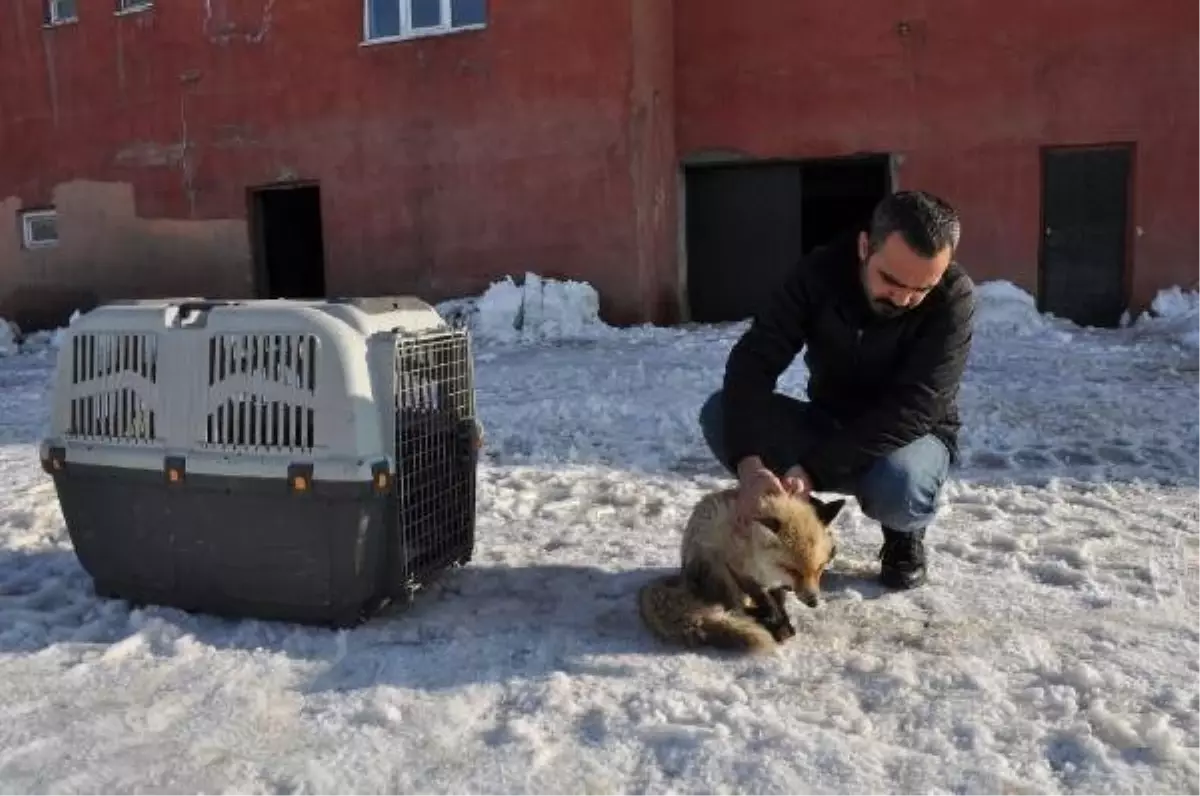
[362,0,487,45]
[45,0,77,25]
[21,209,59,250]
[115,0,153,16]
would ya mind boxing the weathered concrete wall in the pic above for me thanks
[0,0,670,326]
[675,0,1199,310]
[0,182,249,329]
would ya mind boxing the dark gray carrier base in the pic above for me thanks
[48,461,395,628]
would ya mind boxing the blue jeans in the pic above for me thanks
[698,390,950,535]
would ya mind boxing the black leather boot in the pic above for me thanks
[879,528,927,589]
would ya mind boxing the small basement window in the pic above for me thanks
[44,0,77,24]
[115,0,153,13]
[21,209,59,249]
[364,0,486,43]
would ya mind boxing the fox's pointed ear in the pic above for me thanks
[810,496,846,526]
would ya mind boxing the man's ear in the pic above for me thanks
[810,496,846,527]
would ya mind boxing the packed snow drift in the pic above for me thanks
[1130,286,1200,352]
[0,275,1196,794]
[437,272,616,343]
[972,280,1076,341]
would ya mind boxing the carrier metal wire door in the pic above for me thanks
[393,328,477,587]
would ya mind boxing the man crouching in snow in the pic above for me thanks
[699,190,975,590]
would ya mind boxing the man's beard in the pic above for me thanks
[867,297,906,318]
[859,258,907,318]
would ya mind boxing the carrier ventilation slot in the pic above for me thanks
[204,333,318,450]
[69,388,157,441]
[205,397,315,450]
[67,333,159,441]
[207,333,316,392]
[393,330,477,583]
[70,333,158,385]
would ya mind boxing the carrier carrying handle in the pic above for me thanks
[169,300,235,328]
[176,300,228,314]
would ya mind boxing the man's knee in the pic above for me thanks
[698,390,730,467]
[857,437,950,533]
[699,390,724,436]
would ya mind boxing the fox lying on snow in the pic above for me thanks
[638,488,845,653]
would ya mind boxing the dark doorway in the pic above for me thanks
[799,155,892,255]
[1039,145,1132,328]
[684,155,891,323]
[249,183,327,299]
[685,163,804,324]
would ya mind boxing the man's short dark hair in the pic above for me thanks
[866,190,961,258]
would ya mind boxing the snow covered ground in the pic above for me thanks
[0,282,1197,794]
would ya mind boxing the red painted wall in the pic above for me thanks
[675,0,1199,310]
[0,0,673,326]
[0,0,1194,327]
[629,0,678,323]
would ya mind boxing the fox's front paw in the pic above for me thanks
[769,619,796,643]
[753,610,795,643]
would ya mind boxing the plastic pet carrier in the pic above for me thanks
[39,297,481,627]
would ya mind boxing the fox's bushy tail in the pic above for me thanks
[637,575,776,654]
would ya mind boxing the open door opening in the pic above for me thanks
[249,183,327,299]
[799,154,893,255]
[684,154,891,323]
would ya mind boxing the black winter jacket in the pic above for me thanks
[721,230,976,491]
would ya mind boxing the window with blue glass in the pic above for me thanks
[366,0,486,41]
[44,0,77,24]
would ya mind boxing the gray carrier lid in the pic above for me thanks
[40,296,476,484]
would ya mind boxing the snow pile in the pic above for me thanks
[52,309,83,349]
[972,280,1074,341]
[0,319,16,356]
[19,311,80,356]
[470,276,526,342]
[0,310,82,357]
[438,273,615,343]
[1131,286,1199,351]
[1149,284,1198,319]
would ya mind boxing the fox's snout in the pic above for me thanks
[797,588,821,608]
[783,565,823,608]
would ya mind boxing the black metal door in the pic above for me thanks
[685,163,804,323]
[1039,146,1132,328]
